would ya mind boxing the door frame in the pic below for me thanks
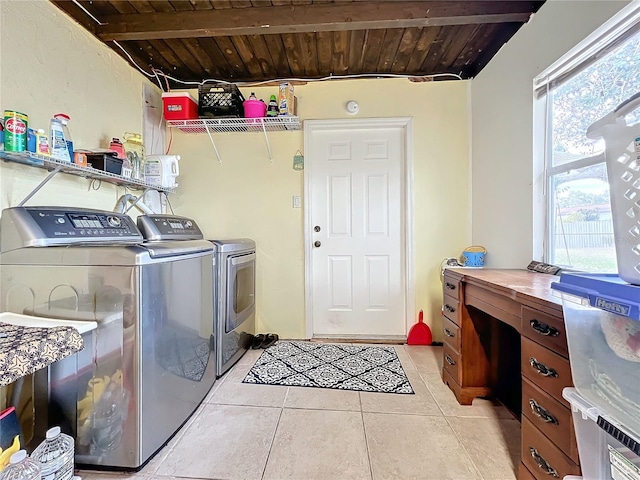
[303,117,415,339]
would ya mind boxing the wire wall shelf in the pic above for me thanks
[167,116,301,164]
[0,151,176,200]
[166,116,301,134]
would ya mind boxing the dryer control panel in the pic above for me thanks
[0,207,142,251]
[137,214,204,241]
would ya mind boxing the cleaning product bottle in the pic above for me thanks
[30,427,74,480]
[50,115,71,162]
[0,451,40,480]
[143,155,161,186]
[55,114,73,161]
[35,129,50,156]
[267,95,279,117]
[249,92,257,100]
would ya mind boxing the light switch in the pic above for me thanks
[292,196,302,208]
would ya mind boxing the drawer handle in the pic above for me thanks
[529,319,560,337]
[444,328,455,338]
[445,354,456,366]
[444,304,456,313]
[445,282,456,290]
[529,357,558,378]
[529,399,559,425]
[529,447,559,478]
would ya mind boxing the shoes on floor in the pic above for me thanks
[262,333,279,348]
[251,333,279,349]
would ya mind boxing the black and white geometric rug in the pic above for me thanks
[242,341,414,394]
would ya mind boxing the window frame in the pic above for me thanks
[533,2,640,267]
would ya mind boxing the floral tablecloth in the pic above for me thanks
[0,323,83,386]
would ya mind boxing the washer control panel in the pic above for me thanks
[0,207,143,250]
[29,209,140,240]
[137,214,204,241]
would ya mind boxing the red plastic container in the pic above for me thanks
[162,92,198,121]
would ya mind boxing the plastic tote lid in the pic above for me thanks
[46,426,61,439]
[9,450,27,464]
[551,273,640,320]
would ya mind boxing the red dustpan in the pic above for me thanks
[407,310,432,345]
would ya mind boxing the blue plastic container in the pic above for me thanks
[26,128,36,153]
[462,246,486,267]
[551,273,640,436]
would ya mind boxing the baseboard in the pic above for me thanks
[280,337,444,346]
[311,335,406,345]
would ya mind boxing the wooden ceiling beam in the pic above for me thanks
[96,1,534,41]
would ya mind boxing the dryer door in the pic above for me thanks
[225,252,256,333]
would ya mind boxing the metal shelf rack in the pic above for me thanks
[166,116,301,164]
[0,151,175,206]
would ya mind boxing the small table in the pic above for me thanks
[0,314,86,387]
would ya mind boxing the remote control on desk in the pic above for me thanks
[527,260,562,275]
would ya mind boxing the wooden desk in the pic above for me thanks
[441,268,581,480]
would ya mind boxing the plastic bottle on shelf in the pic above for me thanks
[249,92,257,100]
[35,129,50,156]
[0,451,40,480]
[109,138,125,158]
[55,114,73,161]
[50,114,72,162]
[267,95,279,117]
[123,132,145,181]
[30,427,74,480]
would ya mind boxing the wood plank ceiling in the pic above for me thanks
[53,1,545,86]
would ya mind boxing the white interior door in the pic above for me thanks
[305,120,408,338]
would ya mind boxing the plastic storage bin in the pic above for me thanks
[563,388,640,480]
[551,273,640,436]
[161,92,198,121]
[86,153,123,175]
[198,83,245,118]
[586,92,640,285]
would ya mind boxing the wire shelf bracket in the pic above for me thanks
[203,122,223,164]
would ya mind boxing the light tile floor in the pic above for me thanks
[78,345,520,480]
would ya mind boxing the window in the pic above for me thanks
[534,5,640,272]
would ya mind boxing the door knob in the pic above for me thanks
[314,226,321,232]
[314,241,321,248]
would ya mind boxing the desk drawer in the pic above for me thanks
[442,316,461,352]
[518,462,536,480]
[443,276,460,300]
[521,337,573,407]
[442,294,461,326]
[522,417,580,480]
[443,343,461,383]
[522,377,578,463]
[522,306,569,358]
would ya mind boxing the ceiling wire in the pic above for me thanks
[156,71,464,89]
[71,0,104,25]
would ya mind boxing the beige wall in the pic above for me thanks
[470,0,631,267]
[1,2,471,341]
[170,79,471,339]
[0,0,158,212]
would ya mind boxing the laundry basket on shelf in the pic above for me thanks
[586,92,640,285]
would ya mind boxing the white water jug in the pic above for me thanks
[144,155,180,189]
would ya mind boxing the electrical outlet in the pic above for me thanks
[292,196,301,208]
